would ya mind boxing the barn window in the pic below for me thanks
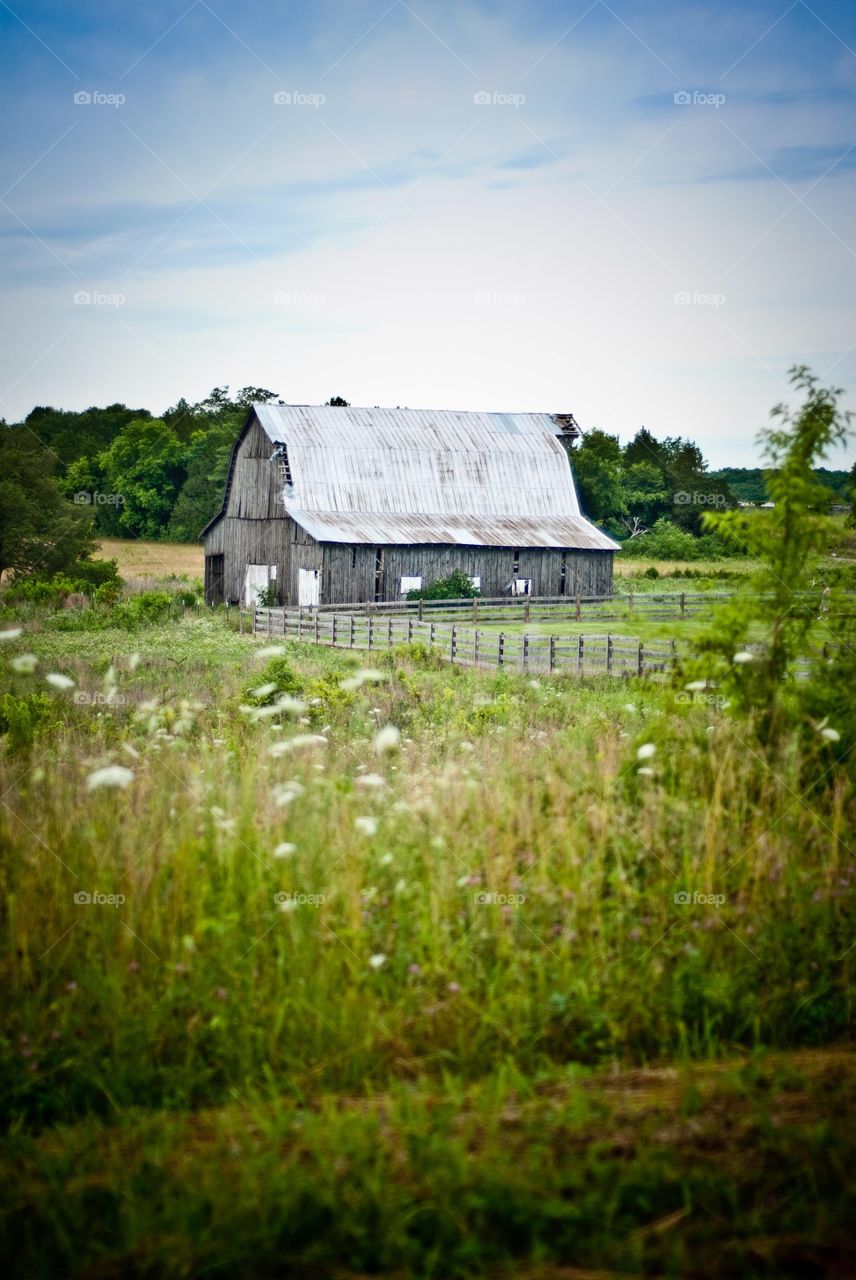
[470,576,481,590]
[351,545,357,569]
[277,444,293,486]
[374,548,385,602]
[400,575,422,595]
[512,548,520,574]
[559,551,567,596]
[512,578,532,596]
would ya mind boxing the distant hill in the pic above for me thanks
[711,467,851,504]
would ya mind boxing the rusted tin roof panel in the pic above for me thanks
[288,510,619,551]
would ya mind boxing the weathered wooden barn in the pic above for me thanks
[202,404,619,607]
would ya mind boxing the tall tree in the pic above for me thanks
[0,429,96,580]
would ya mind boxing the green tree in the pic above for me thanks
[100,419,188,540]
[571,429,626,523]
[0,430,96,580]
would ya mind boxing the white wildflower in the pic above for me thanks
[733,651,754,664]
[357,772,386,789]
[273,842,297,858]
[637,766,655,777]
[128,652,141,672]
[11,653,37,674]
[86,765,134,791]
[636,743,656,761]
[122,742,140,760]
[368,953,387,970]
[623,703,636,714]
[380,852,394,865]
[0,628,23,642]
[256,645,286,659]
[354,816,378,837]
[374,725,400,755]
[46,673,75,690]
[251,682,278,699]
[268,734,328,756]
[684,681,708,692]
[820,727,841,743]
[278,896,298,913]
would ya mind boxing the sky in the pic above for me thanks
[1,0,855,468]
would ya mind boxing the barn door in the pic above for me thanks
[243,563,275,608]
[298,567,320,608]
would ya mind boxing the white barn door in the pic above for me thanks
[243,563,275,607]
[298,568,320,607]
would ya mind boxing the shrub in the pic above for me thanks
[407,569,481,600]
[0,692,55,754]
[242,655,303,705]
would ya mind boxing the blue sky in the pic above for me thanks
[1,0,855,466]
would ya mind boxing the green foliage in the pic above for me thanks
[693,366,852,741]
[98,419,188,539]
[0,430,97,581]
[241,655,303,705]
[255,583,279,607]
[629,517,729,560]
[0,691,54,754]
[407,569,481,600]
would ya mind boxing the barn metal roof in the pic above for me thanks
[211,404,619,550]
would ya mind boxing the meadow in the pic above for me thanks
[1,568,854,1277]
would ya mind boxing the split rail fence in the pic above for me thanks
[248,607,679,678]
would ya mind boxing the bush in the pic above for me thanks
[242,655,303,705]
[631,519,730,561]
[407,569,481,601]
[0,692,55,754]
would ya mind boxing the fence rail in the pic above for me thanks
[249,608,680,678]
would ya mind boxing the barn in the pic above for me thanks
[201,403,619,608]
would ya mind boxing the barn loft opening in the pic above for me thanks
[560,550,567,595]
[270,443,293,486]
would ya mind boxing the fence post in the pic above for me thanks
[524,599,531,624]
[607,633,613,675]
[418,598,424,621]
[576,594,581,622]
[430,620,436,647]
[498,632,505,667]
[578,633,583,672]
[522,634,529,670]
[408,617,413,644]
[367,617,372,650]
[314,612,320,644]
[472,597,478,624]
[451,625,457,663]
[267,610,272,637]
[638,641,644,678]
[239,610,244,635]
[628,592,633,614]
[549,635,556,672]
[474,629,480,666]
[680,592,686,618]
[350,615,355,648]
[332,615,338,647]
[670,639,677,667]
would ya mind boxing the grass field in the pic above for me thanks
[95,537,204,583]
[1,600,854,1277]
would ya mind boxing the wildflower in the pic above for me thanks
[355,816,378,837]
[122,743,141,760]
[623,703,636,713]
[46,673,75,690]
[0,628,23,642]
[820,726,841,743]
[269,734,328,756]
[637,767,655,777]
[356,772,386,788]
[127,961,140,973]
[733,651,754,664]
[128,652,141,671]
[373,724,401,755]
[11,653,37,673]
[684,681,708,692]
[408,963,421,975]
[278,896,298,913]
[214,987,228,1000]
[273,842,297,858]
[256,645,286,659]
[447,981,461,994]
[86,765,134,791]
[636,743,656,761]
[380,852,394,866]
[368,953,387,970]
[251,682,278,699]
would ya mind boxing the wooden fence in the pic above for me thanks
[248,608,680,678]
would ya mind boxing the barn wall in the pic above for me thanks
[320,545,613,603]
